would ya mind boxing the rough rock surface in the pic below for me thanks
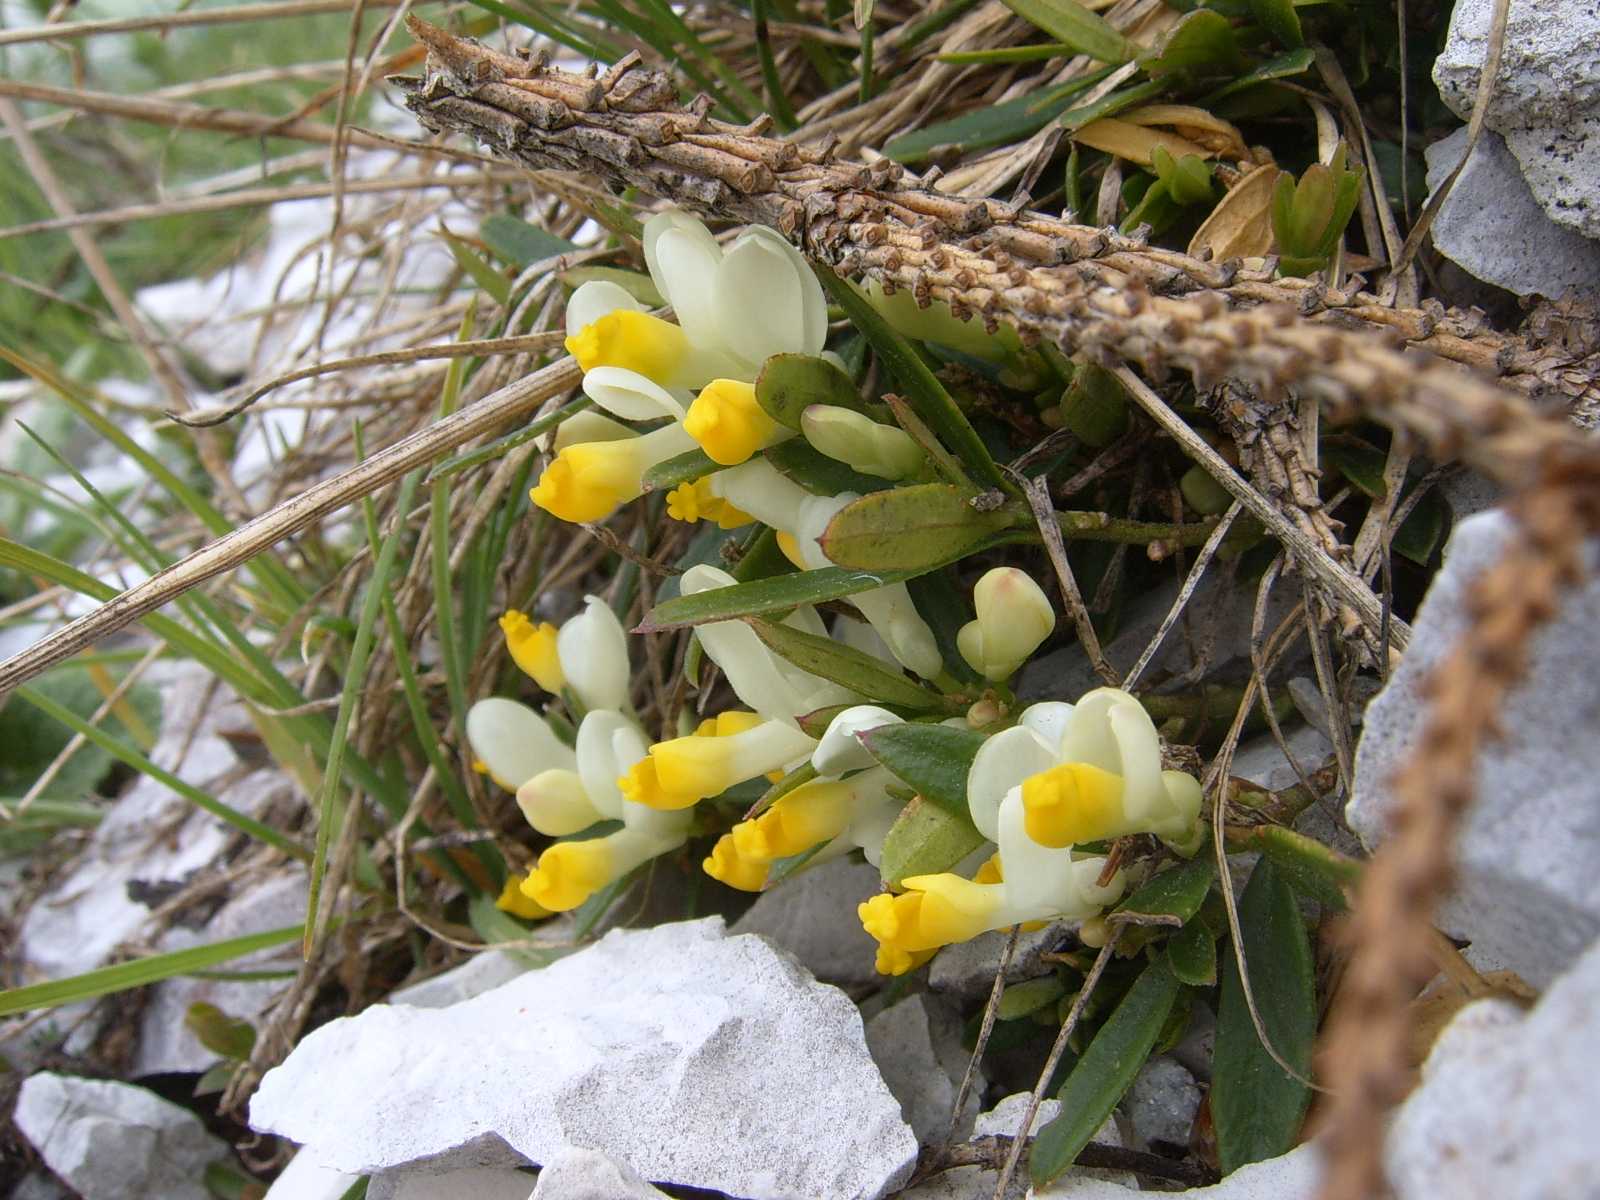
[1434,0,1600,239]
[251,917,917,1200]
[1123,1056,1200,1153]
[731,857,883,987]
[865,993,983,1144]
[260,1149,359,1200]
[528,1148,670,1199]
[1388,937,1600,1199]
[1030,1143,1320,1199]
[1423,127,1600,303]
[14,1073,228,1200]
[388,950,532,1009]
[367,1166,536,1200]
[1348,510,1600,986]
[134,868,307,1074]
[929,924,1072,1000]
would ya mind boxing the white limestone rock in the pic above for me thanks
[731,857,884,987]
[929,924,1072,1000]
[528,1148,670,1199]
[1434,0,1600,239]
[1348,510,1600,986]
[1123,1055,1200,1154]
[134,868,307,1075]
[1031,1142,1320,1199]
[866,993,983,1144]
[262,1151,359,1200]
[368,1166,536,1200]
[1387,935,1600,1198]
[388,950,532,1009]
[250,917,917,1200]
[14,1073,228,1200]
[1423,128,1600,303]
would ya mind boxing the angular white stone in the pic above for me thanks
[1030,1142,1320,1199]
[14,1073,228,1200]
[1423,128,1600,303]
[388,950,532,1009]
[261,1150,360,1200]
[731,857,883,987]
[528,1148,670,1199]
[250,918,917,1200]
[1348,510,1600,986]
[368,1166,536,1200]
[866,993,983,1144]
[1434,0,1600,239]
[1387,937,1600,1199]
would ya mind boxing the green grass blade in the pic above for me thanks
[752,0,800,131]
[425,397,590,482]
[0,923,306,1017]
[304,467,423,954]
[13,683,306,859]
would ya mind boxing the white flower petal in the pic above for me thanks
[1019,701,1076,750]
[565,279,644,339]
[558,596,632,712]
[464,697,574,790]
[652,224,723,348]
[714,233,811,363]
[813,705,901,776]
[681,564,816,721]
[516,768,602,836]
[581,366,687,422]
[550,409,635,452]
[966,724,1057,842]
[574,709,648,819]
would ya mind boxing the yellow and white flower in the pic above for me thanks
[971,689,1204,856]
[709,458,944,679]
[957,567,1057,682]
[703,705,909,892]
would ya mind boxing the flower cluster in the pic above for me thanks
[466,210,1204,977]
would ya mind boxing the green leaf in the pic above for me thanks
[1112,855,1216,926]
[0,671,160,801]
[1228,824,1361,911]
[0,924,306,1017]
[748,619,953,712]
[1202,48,1316,103]
[755,353,864,430]
[1139,9,1243,76]
[883,83,1094,162]
[1213,857,1316,1175]
[999,975,1068,1020]
[859,722,987,819]
[1166,919,1218,987]
[1394,487,1447,565]
[1001,0,1133,64]
[1247,0,1305,49]
[763,439,890,497]
[1055,76,1167,131]
[480,214,581,268]
[819,484,1016,572]
[637,565,927,632]
[559,265,665,308]
[879,796,987,885]
[465,893,575,968]
[442,233,510,307]
[184,1001,256,1061]
[642,447,721,493]
[1031,958,1182,1185]
[815,267,1007,491]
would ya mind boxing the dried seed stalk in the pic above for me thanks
[1316,461,1600,1200]
[398,17,1597,496]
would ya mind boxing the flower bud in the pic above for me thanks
[957,567,1057,681]
[557,596,631,712]
[813,705,901,775]
[800,405,925,479]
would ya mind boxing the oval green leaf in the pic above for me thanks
[755,353,864,429]
[637,565,923,632]
[1228,824,1360,911]
[642,447,721,493]
[860,722,988,818]
[819,484,1017,572]
[879,796,987,885]
[1213,857,1316,1175]
[1112,854,1216,927]
[763,438,890,497]
[1165,919,1218,987]
[1001,0,1134,64]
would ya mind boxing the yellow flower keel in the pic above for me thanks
[522,839,614,911]
[499,610,563,693]
[1020,761,1127,848]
